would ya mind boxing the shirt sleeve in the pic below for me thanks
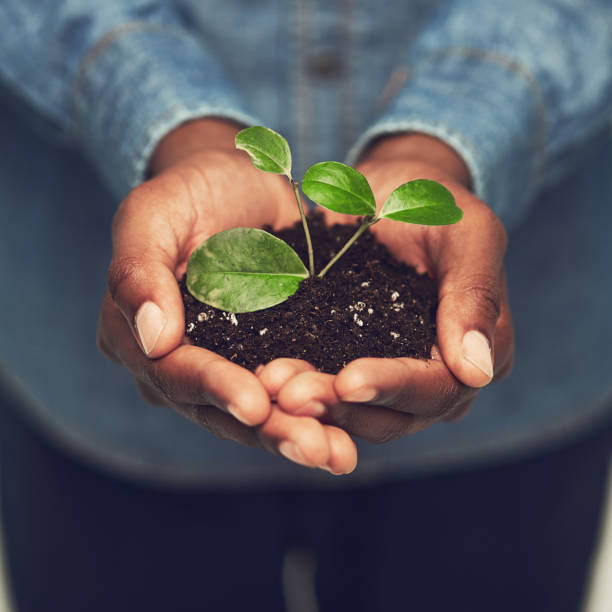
[0,1,261,198]
[347,0,612,230]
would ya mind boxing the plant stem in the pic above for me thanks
[318,216,377,278]
[290,179,315,276]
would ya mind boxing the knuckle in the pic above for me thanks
[461,275,502,321]
[107,256,147,302]
[146,362,173,401]
[427,379,471,420]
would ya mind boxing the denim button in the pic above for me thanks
[306,50,343,79]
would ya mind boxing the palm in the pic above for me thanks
[155,150,301,277]
[101,142,357,475]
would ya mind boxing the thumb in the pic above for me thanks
[107,184,187,358]
[435,212,507,388]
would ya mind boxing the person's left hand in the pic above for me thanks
[257,133,514,443]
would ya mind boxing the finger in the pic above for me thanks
[322,426,358,474]
[436,207,508,387]
[440,397,475,422]
[174,403,338,470]
[256,358,317,400]
[99,293,270,425]
[276,369,437,443]
[257,408,331,468]
[334,357,475,419]
[326,401,434,443]
[276,371,338,417]
[107,180,191,359]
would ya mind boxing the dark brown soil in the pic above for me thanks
[180,212,438,374]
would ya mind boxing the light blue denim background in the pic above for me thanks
[0,0,611,486]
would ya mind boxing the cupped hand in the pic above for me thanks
[261,133,514,443]
[96,118,357,474]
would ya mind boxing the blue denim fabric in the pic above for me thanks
[1,1,611,224]
[0,1,611,485]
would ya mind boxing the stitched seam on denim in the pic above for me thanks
[71,21,195,133]
[419,46,549,182]
[339,0,356,154]
[292,0,314,178]
[372,66,412,118]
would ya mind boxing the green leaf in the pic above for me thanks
[379,179,463,225]
[186,228,308,313]
[235,126,292,175]
[302,161,376,216]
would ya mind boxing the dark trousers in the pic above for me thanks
[1,397,611,612]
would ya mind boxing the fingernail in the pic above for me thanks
[296,400,326,417]
[461,330,493,381]
[342,387,376,403]
[278,441,308,466]
[134,301,167,356]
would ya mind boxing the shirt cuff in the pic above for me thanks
[347,49,548,230]
[72,24,261,199]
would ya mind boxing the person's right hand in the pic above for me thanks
[96,118,357,474]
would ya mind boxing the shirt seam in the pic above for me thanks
[417,46,550,181]
[71,21,197,136]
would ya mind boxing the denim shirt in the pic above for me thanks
[1,1,611,486]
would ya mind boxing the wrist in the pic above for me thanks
[360,132,472,189]
[149,117,244,176]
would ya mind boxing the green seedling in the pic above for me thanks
[186,126,463,313]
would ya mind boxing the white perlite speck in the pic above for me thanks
[360,281,370,287]
[353,313,364,327]
[354,302,366,311]
[390,331,400,339]
[221,312,238,325]
[197,312,209,322]
[391,291,400,302]
[367,308,374,315]
[259,328,268,336]
[186,322,195,332]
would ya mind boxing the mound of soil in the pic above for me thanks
[180,212,437,374]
